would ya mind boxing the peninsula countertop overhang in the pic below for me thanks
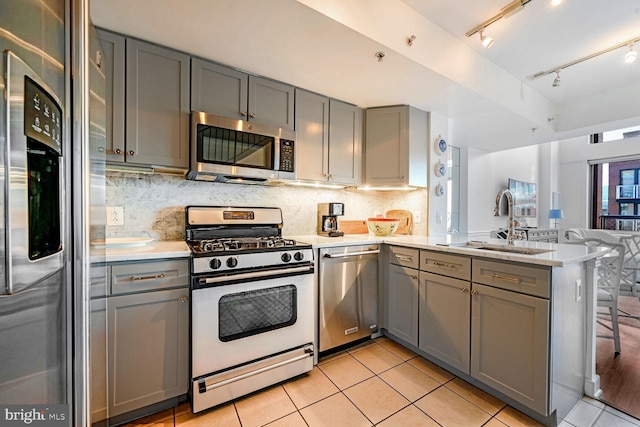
[288,234,609,268]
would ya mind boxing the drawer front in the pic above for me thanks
[472,259,550,299]
[420,251,471,281]
[389,246,419,269]
[111,259,189,295]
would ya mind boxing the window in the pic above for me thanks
[592,159,640,230]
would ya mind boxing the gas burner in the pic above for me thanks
[190,237,299,254]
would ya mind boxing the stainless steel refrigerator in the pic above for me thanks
[0,0,106,424]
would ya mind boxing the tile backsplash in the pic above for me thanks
[105,172,429,240]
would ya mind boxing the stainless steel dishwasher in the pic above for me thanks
[318,244,380,352]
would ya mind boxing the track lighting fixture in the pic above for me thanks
[406,35,416,47]
[375,51,385,62]
[625,43,637,63]
[466,0,532,39]
[529,35,640,86]
[480,30,494,48]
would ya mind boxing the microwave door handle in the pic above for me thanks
[274,137,281,172]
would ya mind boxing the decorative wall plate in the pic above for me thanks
[435,160,446,177]
[434,136,447,155]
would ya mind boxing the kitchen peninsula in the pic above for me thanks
[96,236,607,427]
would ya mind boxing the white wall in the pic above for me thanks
[428,112,449,236]
[465,144,542,236]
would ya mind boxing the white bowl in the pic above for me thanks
[367,218,399,236]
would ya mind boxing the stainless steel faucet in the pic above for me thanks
[494,189,525,245]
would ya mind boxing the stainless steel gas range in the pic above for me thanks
[186,206,315,413]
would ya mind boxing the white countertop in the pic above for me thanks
[92,240,190,263]
[92,234,608,267]
[288,233,608,267]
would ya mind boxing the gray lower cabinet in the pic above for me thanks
[387,246,420,346]
[470,282,549,415]
[191,58,294,130]
[108,287,189,417]
[408,249,552,417]
[89,259,190,422]
[418,271,470,373]
[90,298,108,423]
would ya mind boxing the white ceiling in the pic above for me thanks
[90,0,640,153]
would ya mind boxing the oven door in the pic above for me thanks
[191,267,314,379]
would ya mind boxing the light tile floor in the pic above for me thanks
[122,337,640,427]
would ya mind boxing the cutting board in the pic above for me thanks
[386,209,414,235]
[338,219,369,234]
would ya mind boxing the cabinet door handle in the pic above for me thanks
[395,255,414,262]
[460,287,468,293]
[432,261,456,270]
[128,150,135,156]
[249,113,256,118]
[179,295,189,303]
[240,111,247,117]
[471,289,479,296]
[114,148,122,154]
[410,275,418,280]
[132,273,165,281]
[491,273,521,283]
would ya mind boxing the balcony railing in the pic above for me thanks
[600,215,640,231]
[616,184,639,200]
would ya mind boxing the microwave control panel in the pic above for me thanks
[279,139,295,172]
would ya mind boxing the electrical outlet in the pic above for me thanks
[106,206,124,226]
[575,279,582,302]
[436,211,443,224]
[413,210,421,224]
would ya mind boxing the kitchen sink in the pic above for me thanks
[438,241,555,256]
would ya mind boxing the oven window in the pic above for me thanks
[218,284,297,342]
[27,139,61,260]
[197,124,274,170]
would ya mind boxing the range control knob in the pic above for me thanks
[209,258,222,270]
[281,252,292,263]
[226,257,238,268]
[294,251,304,261]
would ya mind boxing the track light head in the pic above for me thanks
[480,30,494,48]
[552,70,561,87]
[625,44,637,63]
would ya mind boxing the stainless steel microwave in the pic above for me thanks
[188,112,296,184]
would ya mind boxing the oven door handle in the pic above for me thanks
[198,265,313,285]
[323,249,380,259]
[199,348,314,393]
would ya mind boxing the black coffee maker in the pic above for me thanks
[317,202,344,237]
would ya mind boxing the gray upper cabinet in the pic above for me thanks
[191,58,294,130]
[126,39,190,168]
[191,59,248,120]
[295,92,363,185]
[295,89,329,182]
[365,105,427,187]
[328,99,363,185]
[249,76,294,129]
[96,29,125,163]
